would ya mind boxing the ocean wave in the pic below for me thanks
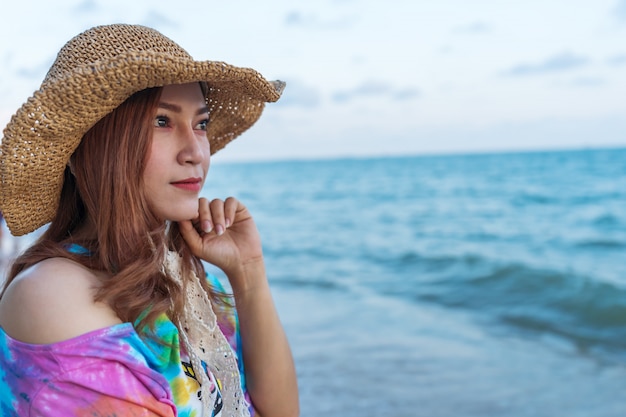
[573,238,626,249]
[511,192,623,208]
[511,193,556,206]
[263,245,344,261]
[377,255,626,357]
[269,276,345,291]
[591,213,623,228]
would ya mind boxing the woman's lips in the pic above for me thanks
[170,177,202,192]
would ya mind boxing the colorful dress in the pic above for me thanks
[0,265,251,417]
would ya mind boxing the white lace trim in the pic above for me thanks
[163,250,250,417]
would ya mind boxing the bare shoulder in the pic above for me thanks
[0,257,122,344]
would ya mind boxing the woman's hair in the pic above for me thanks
[1,86,229,333]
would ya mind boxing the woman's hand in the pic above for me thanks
[178,197,263,282]
[180,198,300,417]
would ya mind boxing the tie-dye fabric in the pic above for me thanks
[0,271,251,417]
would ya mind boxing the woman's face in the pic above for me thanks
[143,82,211,222]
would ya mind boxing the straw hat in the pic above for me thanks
[0,24,285,236]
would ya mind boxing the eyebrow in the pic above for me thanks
[158,102,209,115]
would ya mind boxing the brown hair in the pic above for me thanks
[1,87,229,333]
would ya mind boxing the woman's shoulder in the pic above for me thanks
[0,257,122,344]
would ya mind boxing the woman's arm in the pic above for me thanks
[227,258,299,417]
[179,197,299,417]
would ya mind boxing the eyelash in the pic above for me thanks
[154,115,209,131]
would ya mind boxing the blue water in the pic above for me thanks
[205,148,626,417]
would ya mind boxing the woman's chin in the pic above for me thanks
[160,209,200,224]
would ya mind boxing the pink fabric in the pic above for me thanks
[0,323,177,416]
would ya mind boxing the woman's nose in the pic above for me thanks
[177,125,205,165]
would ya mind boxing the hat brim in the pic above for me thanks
[0,50,284,236]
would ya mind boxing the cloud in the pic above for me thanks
[73,0,99,13]
[500,52,589,76]
[274,79,321,108]
[285,11,308,25]
[393,88,421,100]
[16,57,55,80]
[613,0,626,20]
[332,81,420,103]
[284,10,353,30]
[607,53,626,66]
[569,76,606,87]
[142,10,179,29]
[453,21,492,34]
[1,51,14,67]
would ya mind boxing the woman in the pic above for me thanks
[0,24,298,417]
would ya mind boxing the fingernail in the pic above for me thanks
[216,224,224,236]
[225,218,231,228]
[202,220,212,233]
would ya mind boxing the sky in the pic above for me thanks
[1,0,626,161]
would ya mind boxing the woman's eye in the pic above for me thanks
[154,116,169,128]
[196,119,209,131]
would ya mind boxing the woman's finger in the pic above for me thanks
[198,197,213,233]
[224,197,239,228]
[209,198,226,235]
[178,219,203,256]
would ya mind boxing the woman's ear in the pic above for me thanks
[67,159,76,176]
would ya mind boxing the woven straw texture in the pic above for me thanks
[0,24,285,236]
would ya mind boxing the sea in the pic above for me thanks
[3,147,626,416]
[206,148,626,417]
